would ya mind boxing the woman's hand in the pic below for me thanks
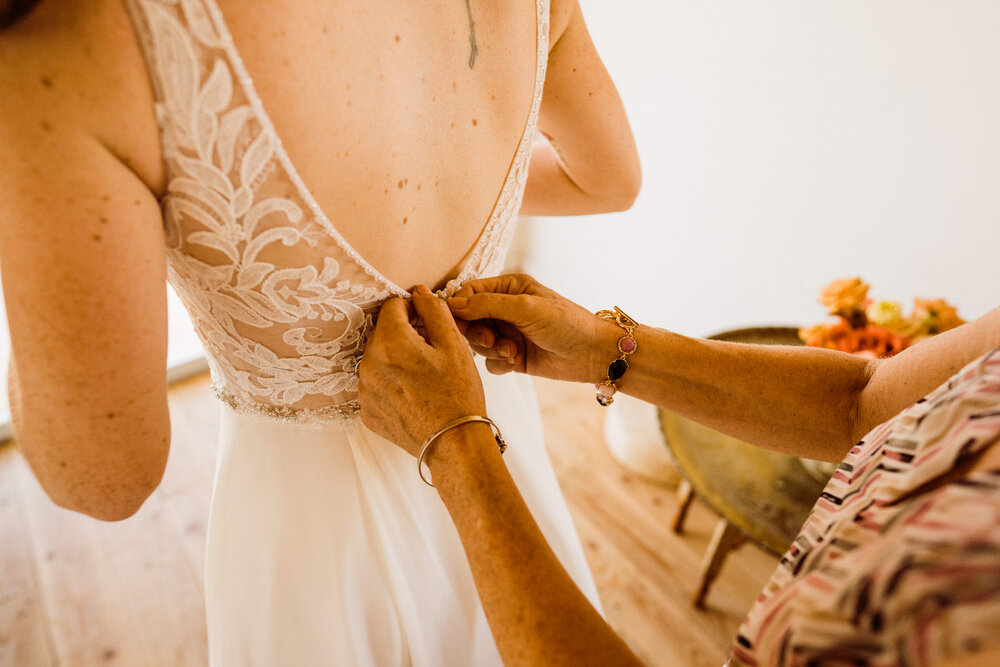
[447,274,615,384]
[358,285,488,457]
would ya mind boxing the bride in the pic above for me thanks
[0,0,639,663]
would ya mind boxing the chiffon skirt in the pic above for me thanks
[203,356,602,666]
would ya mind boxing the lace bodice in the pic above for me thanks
[124,0,549,423]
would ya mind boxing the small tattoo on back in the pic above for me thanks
[463,0,479,69]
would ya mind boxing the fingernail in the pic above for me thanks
[448,297,468,309]
[499,344,511,358]
[413,285,432,296]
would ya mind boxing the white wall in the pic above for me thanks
[519,0,1000,336]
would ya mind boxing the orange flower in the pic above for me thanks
[912,298,965,335]
[801,279,962,358]
[800,318,908,358]
[820,277,870,320]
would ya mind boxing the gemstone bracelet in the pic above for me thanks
[594,306,639,406]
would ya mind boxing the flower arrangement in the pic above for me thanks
[798,277,965,359]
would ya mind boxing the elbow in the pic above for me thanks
[596,160,642,213]
[48,466,164,522]
[55,491,152,522]
[31,431,171,523]
[606,180,640,212]
[844,358,881,449]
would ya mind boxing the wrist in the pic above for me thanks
[587,316,627,384]
[424,421,500,488]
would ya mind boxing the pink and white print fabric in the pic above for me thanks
[732,347,1000,667]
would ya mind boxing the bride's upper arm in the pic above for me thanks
[538,0,641,208]
[0,65,171,522]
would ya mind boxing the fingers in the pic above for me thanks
[450,273,542,299]
[448,291,538,329]
[493,320,524,365]
[470,339,516,361]
[410,285,461,347]
[464,322,496,349]
[485,358,516,375]
[370,297,422,351]
[375,297,415,332]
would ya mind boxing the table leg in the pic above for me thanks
[671,479,694,534]
[693,518,744,608]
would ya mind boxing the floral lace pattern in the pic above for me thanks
[125,0,549,423]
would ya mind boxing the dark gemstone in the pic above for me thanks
[596,394,614,406]
[608,358,629,381]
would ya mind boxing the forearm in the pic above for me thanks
[428,424,642,667]
[520,141,638,216]
[590,322,873,461]
[587,306,1000,461]
[522,0,641,217]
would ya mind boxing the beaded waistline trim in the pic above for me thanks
[213,385,362,426]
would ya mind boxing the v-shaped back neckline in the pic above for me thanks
[201,0,546,298]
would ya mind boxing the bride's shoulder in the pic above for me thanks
[0,0,164,196]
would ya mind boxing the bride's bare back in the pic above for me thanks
[0,0,638,519]
[223,0,537,289]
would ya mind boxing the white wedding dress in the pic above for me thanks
[124,0,601,664]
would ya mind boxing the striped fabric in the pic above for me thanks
[730,347,1000,667]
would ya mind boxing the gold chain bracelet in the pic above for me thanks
[594,307,639,406]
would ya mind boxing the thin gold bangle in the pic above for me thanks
[417,415,507,487]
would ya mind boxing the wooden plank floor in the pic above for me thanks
[0,373,777,666]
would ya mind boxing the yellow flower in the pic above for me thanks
[866,300,903,327]
[820,277,870,317]
[912,298,965,334]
